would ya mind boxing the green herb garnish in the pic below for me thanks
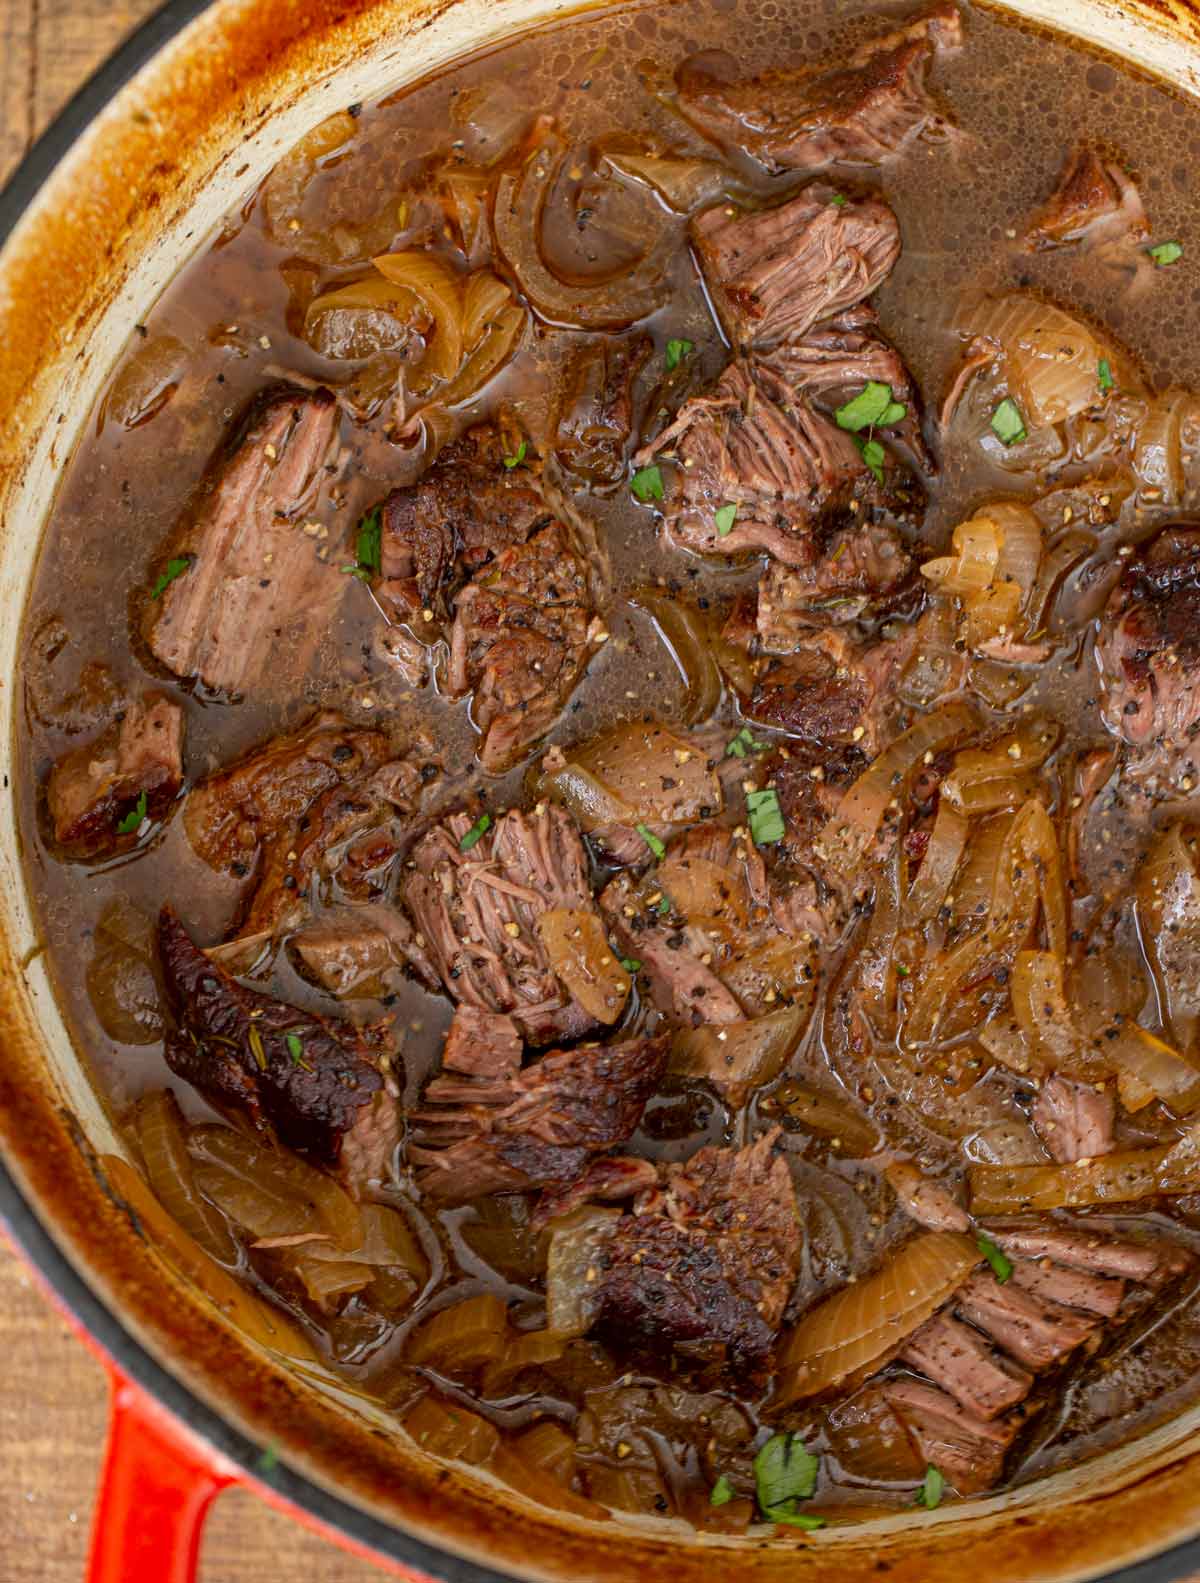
[880,400,908,425]
[343,506,382,581]
[459,813,492,852]
[666,338,693,372]
[149,556,191,600]
[1098,358,1115,393]
[916,1465,945,1510]
[1149,240,1183,267]
[726,725,766,758]
[636,822,666,860]
[857,436,886,484]
[116,790,148,836]
[631,464,665,503]
[286,1033,304,1063]
[754,1432,821,1527]
[256,1444,280,1474]
[835,381,894,433]
[976,1231,1013,1283]
[714,503,738,537]
[990,398,1027,446]
[746,788,785,846]
[770,1510,826,1531]
[710,1474,735,1507]
[503,439,528,470]
[829,193,848,207]
[619,957,642,974]
[657,893,672,915]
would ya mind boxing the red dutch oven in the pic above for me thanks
[5,1,1200,1578]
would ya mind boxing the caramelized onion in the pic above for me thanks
[372,251,464,387]
[405,1393,500,1463]
[546,1207,621,1336]
[262,112,359,259]
[600,144,731,212]
[189,1126,362,1252]
[537,908,631,1025]
[969,1146,1174,1213]
[482,1330,569,1395]
[629,590,724,727]
[134,1091,238,1263]
[539,722,722,833]
[941,719,1061,816]
[774,1232,980,1407]
[1137,824,1200,1052]
[671,1003,809,1106]
[1010,951,1112,1082]
[773,1080,882,1156]
[922,503,1043,650]
[304,275,433,362]
[1110,1025,1200,1115]
[965,294,1111,427]
[407,1293,509,1370]
[905,800,967,922]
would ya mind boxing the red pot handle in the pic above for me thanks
[87,1364,239,1583]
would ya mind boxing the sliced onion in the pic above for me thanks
[1028,529,1096,633]
[969,1146,1172,1213]
[671,1003,808,1106]
[399,294,527,436]
[969,294,1109,427]
[287,1253,374,1307]
[817,701,978,876]
[546,1207,622,1336]
[539,722,723,832]
[773,1231,981,1407]
[600,144,730,212]
[1133,389,1191,504]
[262,112,358,258]
[482,1330,569,1395]
[629,590,723,728]
[898,599,965,709]
[134,1092,238,1263]
[407,1293,509,1370]
[537,907,631,1025]
[906,800,968,923]
[189,1126,362,1252]
[405,1393,500,1463]
[193,1160,316,1244]
[490,1444,608,1521]
[1137,824,1200,1052]
[1110,1025,1200,1115]
[373,251,464,387]
[301,1204,428,1277]
[1011,950,1113,1082]
[304,276,432,361]
[773,1079,882,1155]
[941,718,1061,815]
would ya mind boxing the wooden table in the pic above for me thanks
[0,4,378,1576]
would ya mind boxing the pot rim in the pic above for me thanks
[5,3,1200,1580]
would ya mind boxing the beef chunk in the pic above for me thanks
[677,4,962,173]
[1095,526,1200,785]
[637,359,919,564]
[1032,1074,1115,1164]
[901,1312,1032,1420]
[376,421,548,624]
[955,1270,1099,1371]
[448,522,601,772]
[534,1154,660,1227]
[144,387,344,695]
[442,1005,524,1079]
[158,906,398,1187]
[882,1157,970,1233]
[755,522,914,639]
[408,1030,667,1202]
[985,1223,1174,1284]
[882,1379,1021,1496]
[46,692,183,859]
[290,904,435,998]
[555,334,653,485]
[401,805,603,1044]
[691,191,901,350]
[591,1130,801,1381]
[1009,1258,1125,1320]
[750,626,914,754]
[1024,144,1149,253]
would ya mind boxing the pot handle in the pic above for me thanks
[87,1364,238,1583]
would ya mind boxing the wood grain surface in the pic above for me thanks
[0,4,379,1576]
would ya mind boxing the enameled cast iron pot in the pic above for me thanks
[6,1,1200,1577]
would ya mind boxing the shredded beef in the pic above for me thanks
[755,521,914,641]
[144,387,344,695]
[677,4,962,173]
[750,626,915,754]
[592,1130,801,1381]
[46,692,183,859]
[555,334,653,485]
[158,906,399,1187]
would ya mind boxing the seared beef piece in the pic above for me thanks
[1032,1075,1115,1164]
[901,1312,1032,1420]
[442,1005,524,1079]
[677,3,962,173]
[1024,144,1149,252]
[1009,1258,1125,1320]
[690,190,901,351]
[158,906,399,1186]
[376,422,548,624]
[291,904,435,999]
[448,522,600,772]
[750,626,914,754]
[46,692,183,859]
[882,1157,970,1233]
[955,1270,1100,1371]
[401,805,602,1044]
[637,359,919,564]
[1095,527,1200,785]
[408,1031,667,1202]
[755,520,914,640]
[144,387,344,696]
[882,1379,1022,1497]
[534,1154,660,1227]
[555,334,653,485]
[986,1223,1172,1284]
[765,304,933,471]
[592,1130,801,1381]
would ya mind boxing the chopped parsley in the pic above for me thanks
[726,725,766,758]
[754,1432,822,1528]
[657,893,672,915]
[342,506,382,581]
[916,1466,945,1510]
[149,556,191,600]
[256,1444,280,1474]
[619,957,642,974]
[829,193,848,207]
[636,822,666,860]
[503,439,528,470]
[286,1033,304,1063]
[665,338,693,371]
[990,398,1027,446]
[976,1231,1013,1283]
[714,503,738,537]
[857,436,887,484]
[710,1474,735,1507]
[459,812,492,852]
[115,790,148,836]
[631,464,665,503]
[1148,240,1183,267]
[835,381,907,433]
[747,788,785,846]
[1098,357,1115,393]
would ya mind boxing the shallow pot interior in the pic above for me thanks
[4,0,1200,1578]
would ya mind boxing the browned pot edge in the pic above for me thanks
[4,1,1200,1579]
